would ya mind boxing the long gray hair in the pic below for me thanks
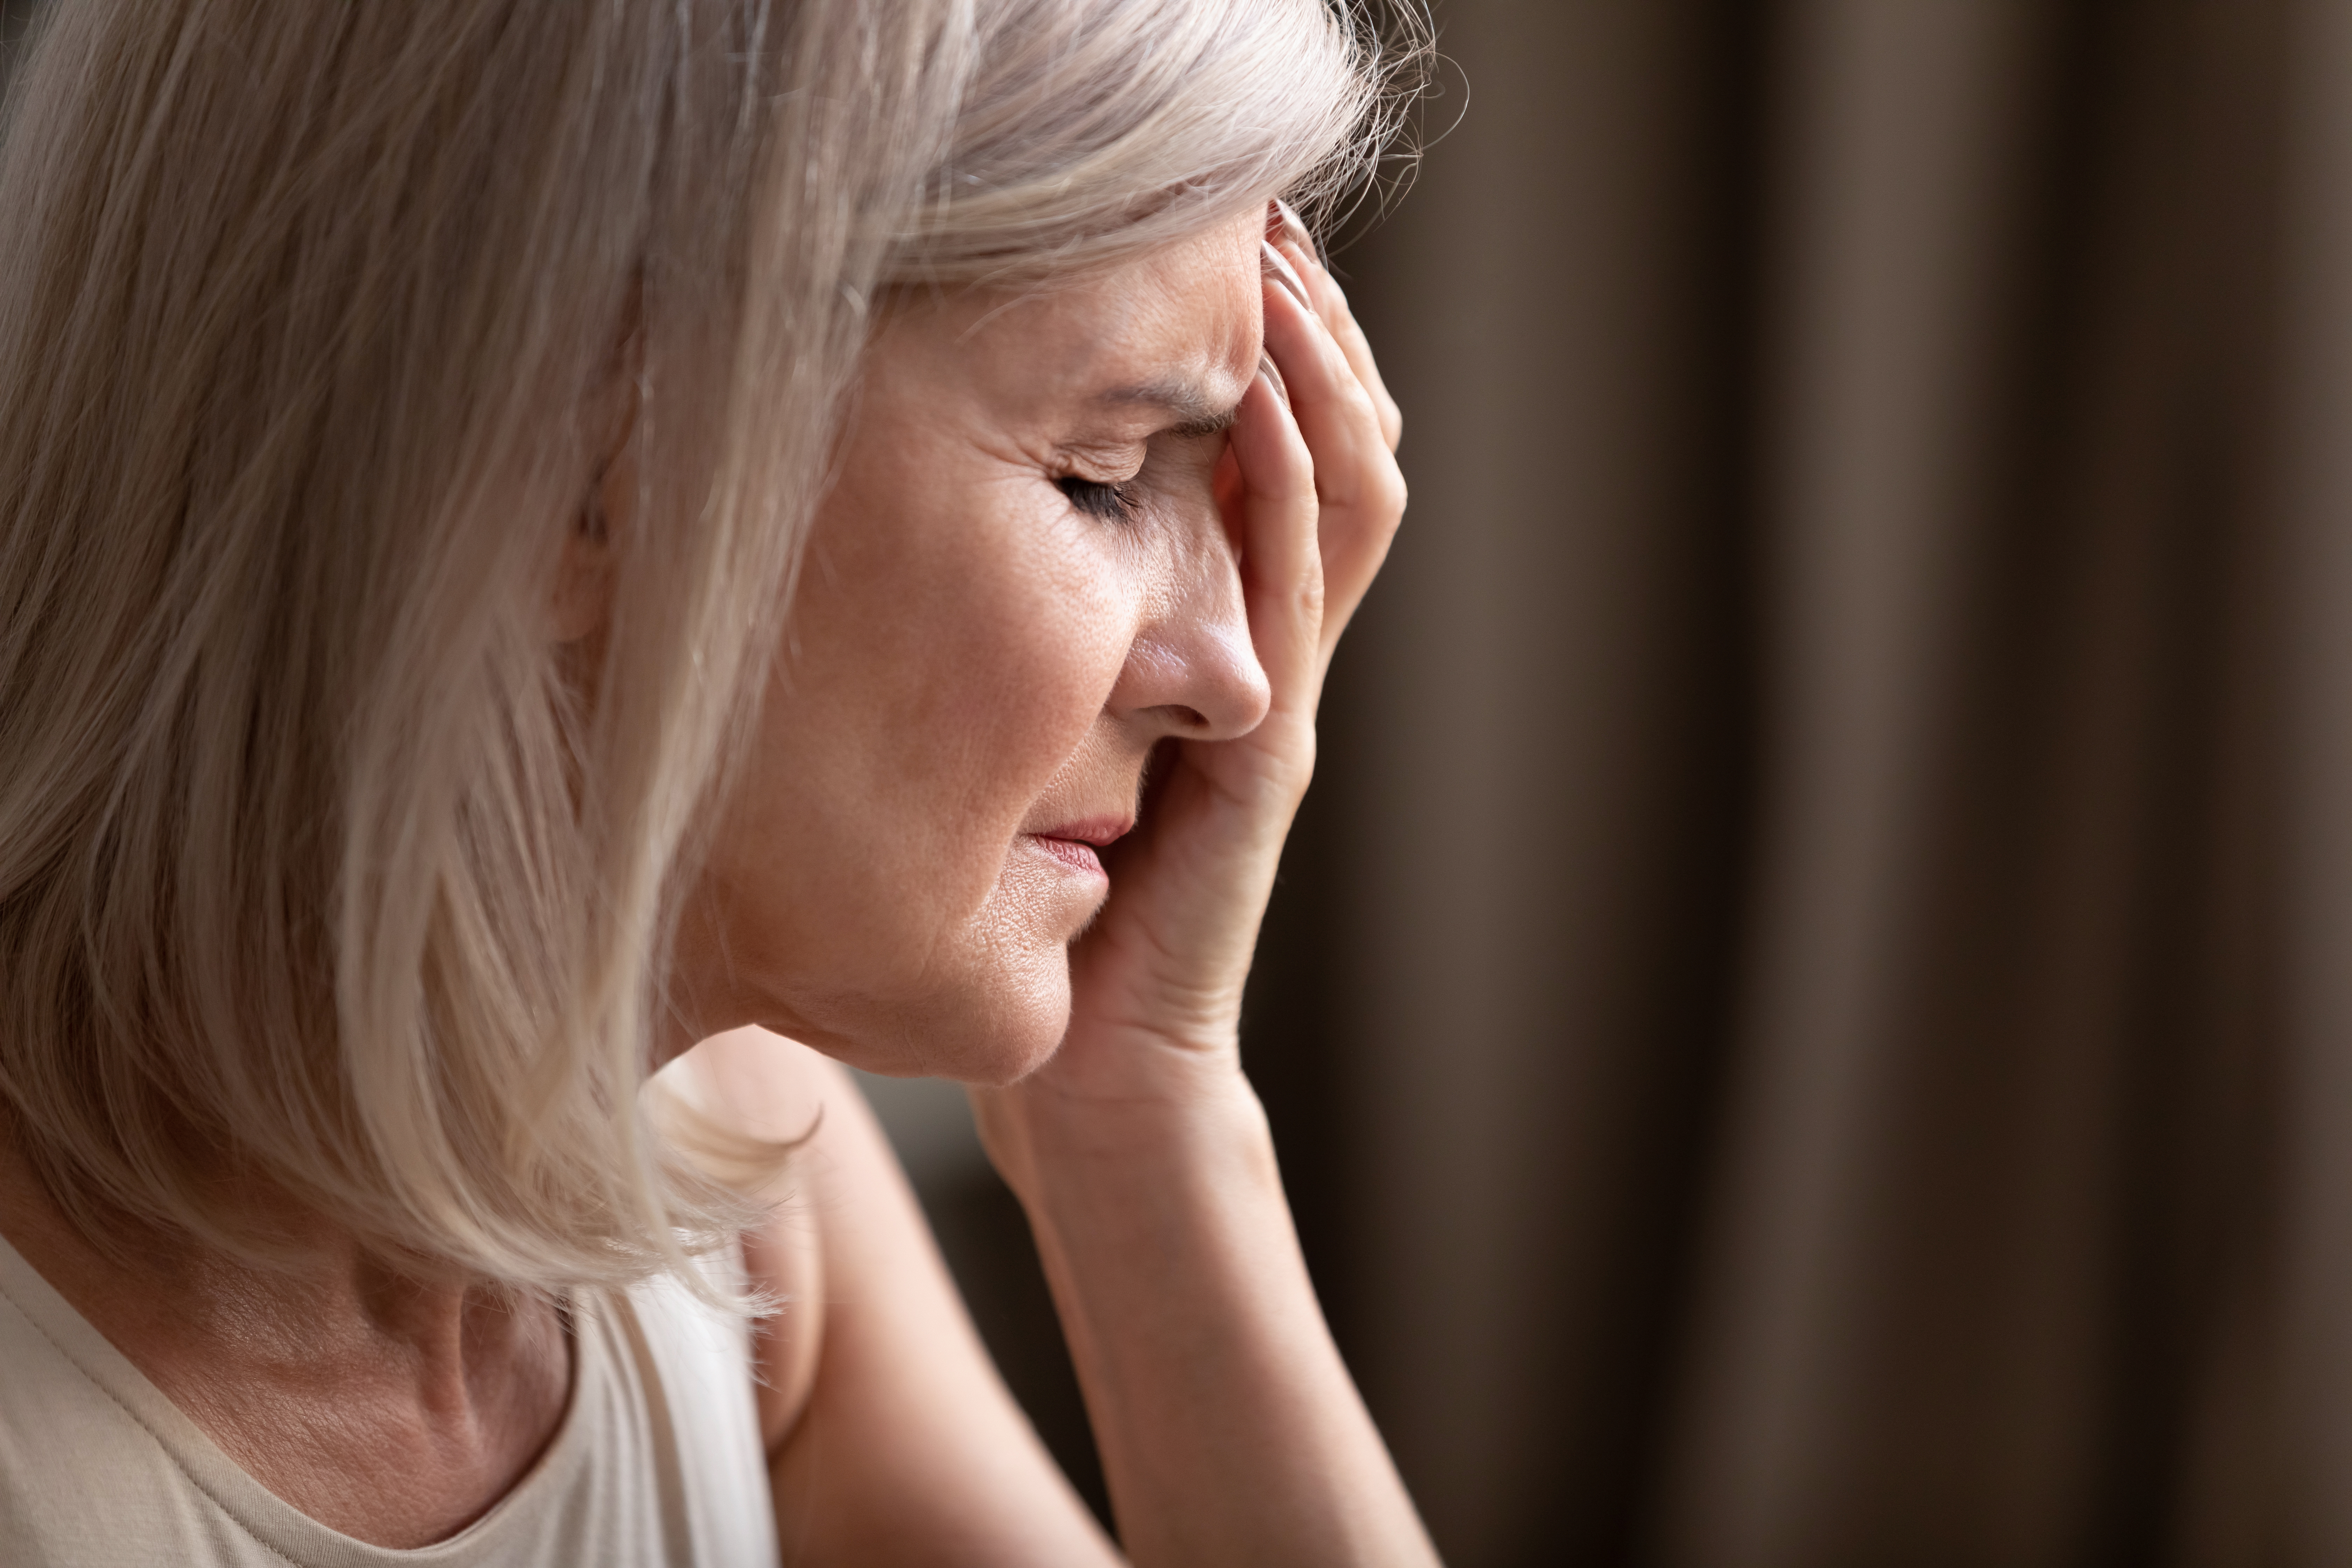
[0,0,1422,1289]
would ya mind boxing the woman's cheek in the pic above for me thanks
[1007,538,1140,767]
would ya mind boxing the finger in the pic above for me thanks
[1259,260,1404,673]
[1270,196,1316,256]
[1270,232,1403,454]
[1258,258,1386,522]
[1222,359,1321,713]
[1212,439,1244,529]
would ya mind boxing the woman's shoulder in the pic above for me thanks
[649,1029,836,1448]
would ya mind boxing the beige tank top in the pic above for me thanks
[0,1232,779,1567]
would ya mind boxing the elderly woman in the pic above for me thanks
[0,0,1432,1563]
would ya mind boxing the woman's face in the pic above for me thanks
[666,216,1271,1083]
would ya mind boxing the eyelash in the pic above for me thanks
[1056,474,1141,523]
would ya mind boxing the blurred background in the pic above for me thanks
[21,0,2352,1562]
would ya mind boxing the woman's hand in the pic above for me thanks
[964,210,1435,1568]
[976,210,1406,1182]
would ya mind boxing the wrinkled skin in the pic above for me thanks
[665,209,1405,1102]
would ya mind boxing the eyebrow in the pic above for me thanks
[1091,377,1241,439]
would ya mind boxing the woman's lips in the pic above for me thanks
[1027,816,1131,879]
[1030,834,1107,877]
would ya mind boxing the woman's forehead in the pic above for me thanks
[906,223,1263,422]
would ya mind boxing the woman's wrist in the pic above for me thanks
[972,1042,1279,1246]
[986,1053,1437,1568]
[1000,1027,1263,1156]
[992,1051,1301,1366]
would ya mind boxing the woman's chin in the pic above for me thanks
[798,960,1073,1086]
[935,982,1074,1087]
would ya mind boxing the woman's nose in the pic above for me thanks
[1109,537,1272,743]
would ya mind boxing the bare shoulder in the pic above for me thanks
[661,1026,841,1146]
[656,1029,1117,1565]
[654,1028,841,1449]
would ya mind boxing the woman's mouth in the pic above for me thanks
[1030,834,1107,877]
[1027,816,1132,880]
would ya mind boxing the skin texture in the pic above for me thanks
[0,1147,572,1548]
[665,220,1277,1082]
[0,206,1432,1563]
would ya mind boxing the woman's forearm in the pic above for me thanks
[1008,1061,1440,1568]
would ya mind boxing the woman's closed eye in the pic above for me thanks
[1056,474,1142,523]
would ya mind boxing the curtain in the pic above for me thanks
[1270,0,2352,1562]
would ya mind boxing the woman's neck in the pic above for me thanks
[0,1127,572,1549]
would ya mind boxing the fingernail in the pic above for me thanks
[1258,351,1290,409]
[1271,197,1315,255]
[1261,239,1312,315]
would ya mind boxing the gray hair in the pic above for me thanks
[0,0,1424,1290]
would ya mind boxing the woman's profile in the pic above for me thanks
[0,0,1434,1562]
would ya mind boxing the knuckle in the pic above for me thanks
[1297,578,1327,626]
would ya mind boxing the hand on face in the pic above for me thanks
[666,203,1402,1126]
[973,204,1407,1180]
